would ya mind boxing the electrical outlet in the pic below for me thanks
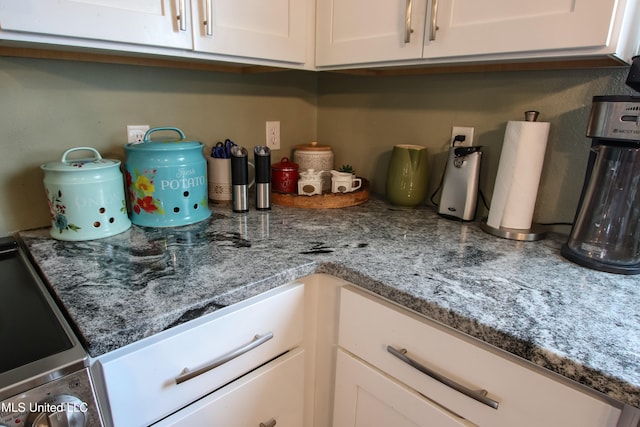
[127,125,150,143]
[266,121,280,150]
[451,126,474,147]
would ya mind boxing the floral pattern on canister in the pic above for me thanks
[46,188,81,233]
[126,168,165,215]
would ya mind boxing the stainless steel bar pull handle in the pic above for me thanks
[404,0,413,43]
[176,332,274,384]
[428,0,439,41]
[387,345,499,409]
[176,0,187,31]
[204,0,213,36]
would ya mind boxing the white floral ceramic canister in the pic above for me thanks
[41,147,131,241]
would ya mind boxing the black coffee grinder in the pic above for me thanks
[561,58,640,274]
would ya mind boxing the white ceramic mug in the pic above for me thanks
[331,171,362,193]
[207,157,255,203]
[207,157,233,202]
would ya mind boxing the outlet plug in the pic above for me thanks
[451,126,474,147]
[266,121,280,150]
[127,125,150,143]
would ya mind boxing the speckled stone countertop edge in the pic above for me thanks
[313,261,639,408]
[17,197,640,409]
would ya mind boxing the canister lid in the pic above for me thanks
[41,147,120,172]
[295,141,332,152]
[124,127,204,151]
[272,157,299,171]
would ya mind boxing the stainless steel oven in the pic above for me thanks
[0,236,104,426]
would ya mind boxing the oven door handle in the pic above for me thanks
[175,332,274,384]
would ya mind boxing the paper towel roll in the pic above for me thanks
[486,120,550,230]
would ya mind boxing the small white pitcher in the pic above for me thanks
[330,170,362,193]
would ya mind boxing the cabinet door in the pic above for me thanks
[338,286,621,427]
[0,0,192,49]
[154,349,305,427]
[333,349,476,427]
[191,0,307,63]
[425,0,618,59]
[316,0,428,66]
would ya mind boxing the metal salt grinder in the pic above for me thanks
[254,145,271,210]
[231,145,250,213]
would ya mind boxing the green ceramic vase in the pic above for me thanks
[385,144,429,207]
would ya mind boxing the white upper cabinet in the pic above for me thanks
[0,0,192,49]
[316,0,640,68]
[315,0,428,66]
[0,0,309,66]
[191,0,307,63]
[425,0,620,59]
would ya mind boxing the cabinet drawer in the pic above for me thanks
[334,349,476,427]
[155,348,305,426]
[338,286,621,427]
[97,283,304,427]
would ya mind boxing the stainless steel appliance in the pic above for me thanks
[0,237,104,426]
[562,96,640,274]
[438,145,482,221]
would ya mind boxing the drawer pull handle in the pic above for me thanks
[428,0,439,41]
[387,345,499,409]
[259,419,276,427]
[203,0,213,36]
[176,0,187,31]
[176,332,274,384]
[404,0,413,43]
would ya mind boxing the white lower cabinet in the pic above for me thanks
[333,349,476,427]
[94,276,632,427]
[335,285,622,427]
[154,348,305,427]
[95,283,304,427]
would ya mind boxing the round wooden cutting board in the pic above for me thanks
[271,179,370,208]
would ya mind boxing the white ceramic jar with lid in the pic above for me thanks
[293,141,333,192]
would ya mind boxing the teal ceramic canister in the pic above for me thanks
[41,147,131,241]
[385,144,429,207]
[124,127,211,227]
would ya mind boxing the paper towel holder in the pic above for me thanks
[480,110,547,241]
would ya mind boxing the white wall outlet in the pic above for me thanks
[267,121,280,150]
[127,125,150,143]
[266,121,280,150]
[451,126,474,147]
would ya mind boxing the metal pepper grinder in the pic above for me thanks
[254,145,271,210]
[231,145,250,213]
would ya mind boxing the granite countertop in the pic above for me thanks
[18,197,640,408]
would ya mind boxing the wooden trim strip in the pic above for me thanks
[0,44,627,76]
[0,45,283,74]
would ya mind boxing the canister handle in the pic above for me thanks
[143,127,187,143]
[61,147,102,163]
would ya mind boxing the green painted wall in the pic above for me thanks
[0,58,317,234]
[316,67,635,226]
[0,56,635,235]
